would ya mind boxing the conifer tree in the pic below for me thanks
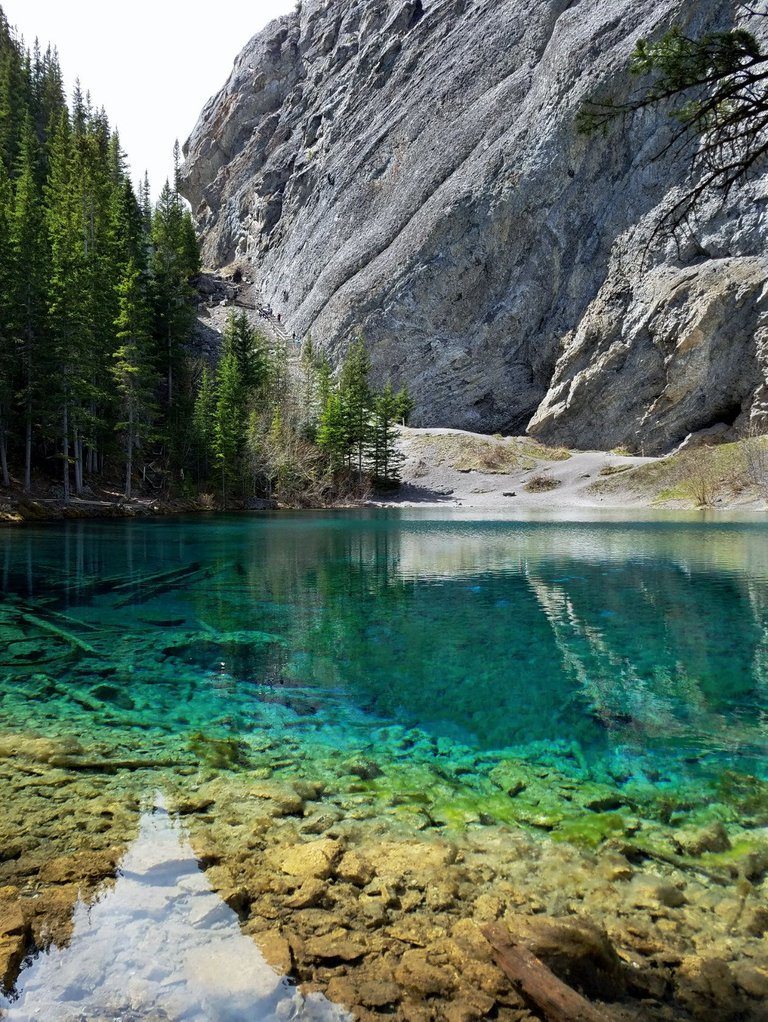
[0,158,13,484]
[394,385,415,426]
[222,311,269,395]
[11,117,47,490]
[192,364,215,484]
[370,382,404,486]
[317,391,347,472]
[339,337,372,474]
[112,257,155,497]
[45,110,89,501]
[213,350,244,508]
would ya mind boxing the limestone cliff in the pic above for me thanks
[180,0,768,453]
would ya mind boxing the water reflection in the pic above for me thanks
[1,513,767,775]
[0,802,348,1022]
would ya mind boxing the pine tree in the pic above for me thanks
[192,364,215,484]
[317,390,347,472]
[112,257,155,497]
[0,157,13,484]
[150,178,198,411]
[222,311,269,395]
[339,337,372,474]
[45,110,90,501]
[11,116,47,491]
[394,385,415,425]
[370,381,404,487]
[213,350,244,508]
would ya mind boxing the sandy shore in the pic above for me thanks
[369,427,768,515]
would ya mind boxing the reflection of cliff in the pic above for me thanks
[1,516,766,761]
[526,562,766,756]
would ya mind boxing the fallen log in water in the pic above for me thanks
[18,611,100,656]
[481,922,610,1022]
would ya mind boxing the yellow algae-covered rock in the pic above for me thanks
[39,848,120,885]
[336,850,375,887]
[0,888,29,989]
[673,821,731,856]
[252,928,293,974]
[0,934,25,990]
[0,733,84,765]
[273,838,344,880]
[394,947,456,998]
[304,931,366,963]
[248,781,305,817]
[364,839,457,884]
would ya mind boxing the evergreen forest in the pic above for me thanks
[0,6,411,509]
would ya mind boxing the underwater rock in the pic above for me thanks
[0,889,29,990]
[39,849,120,886]
[744,906,768,938]
[304,932,366,963]
[675,956,745,1020]
[276,838,344,880]
[341,758,383,781]
[285,877,328,909]
[300,809,343,835]
[337,851,375,887]
[0,734,84,765]
[0,934,24,992]
[249,780,305,817]
[89,684,136,711]
[502,914,626,1000]
[673,821,731,857]
[625,875,687,911]
[394,947,456,998]
[252,928,293,974]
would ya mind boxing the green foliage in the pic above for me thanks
[370,382,405,486]
[213,350,245,507]
[339,337,372,473]
[317,391,348,471]
[192,364,216,484]
[222,311,269,394]
[394,385,415,426]
[112,258,156,497]
[578,16,768,233]
[0,5,416,508]
[0,4,201,498]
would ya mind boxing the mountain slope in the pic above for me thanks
[180,0,768,453]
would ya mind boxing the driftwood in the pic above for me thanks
[623,842,730,885]
[18,611,100,656]
[481,923,610,1022]
[112,562,219,608]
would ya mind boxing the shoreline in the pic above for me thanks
[2,426,766,526]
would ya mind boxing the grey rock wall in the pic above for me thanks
[180,0,768,452]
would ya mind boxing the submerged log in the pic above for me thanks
[481,922,610,1022]
[18,611,100,656]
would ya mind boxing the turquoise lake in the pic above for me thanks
[1,511,767,786]
[1,510,768,1020]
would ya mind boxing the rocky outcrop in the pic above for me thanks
[181,0,768,452]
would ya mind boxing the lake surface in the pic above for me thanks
[1,510,767,1018]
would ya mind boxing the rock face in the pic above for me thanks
[181,0,768,452]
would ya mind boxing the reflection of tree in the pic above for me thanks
[2,516,767,764]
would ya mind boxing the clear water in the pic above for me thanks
[1,510,768,1011]
[0,800,349,1022]
[2,511,766,780]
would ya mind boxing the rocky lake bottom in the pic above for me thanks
[0,512,766,1021]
